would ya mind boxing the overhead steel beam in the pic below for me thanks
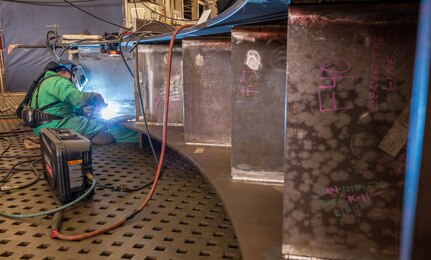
[137,0,290,43]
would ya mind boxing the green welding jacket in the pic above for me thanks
[30,70,138,143]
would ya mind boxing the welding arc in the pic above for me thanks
[53,24,194,241]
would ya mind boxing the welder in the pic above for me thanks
[20,61,137,144]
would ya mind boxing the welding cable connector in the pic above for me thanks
[86,172,94,181]
[113,184,129,192]
[1,185,19,191]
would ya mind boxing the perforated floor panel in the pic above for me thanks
[0,120,241,259]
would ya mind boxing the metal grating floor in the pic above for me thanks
[0,119,241,259]
[0,93,24,115]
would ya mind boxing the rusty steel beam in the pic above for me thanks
[283,3,418,259]
[231,25,287,183]
[183,37,232,146]
[136,44,184,126]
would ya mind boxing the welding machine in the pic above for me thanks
[40,128,94,204]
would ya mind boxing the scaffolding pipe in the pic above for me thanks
[0,29,8,110]
[400,0,431,259]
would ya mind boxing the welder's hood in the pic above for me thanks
[48,60,88,91]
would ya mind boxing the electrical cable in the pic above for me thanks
[119,32,134,77]
[95,179,153,193]
[0,136,40,159]
[58,39,86,57]
[117,27,163,166]
[150,20,175,32]
[0,137,11,158]
[112,30,161,165]
[118,20,170,76]
[3,0,97,5]
[0,175,96,219]
[0,162,42,172]
[0,159,41,192]
[123,31,162,54]
[140,2,198,22]
[0,160,31,183]
[133,0,139,20]
[62,0,127,29]
[134,37,159,166]
[53,24,194,241]
[119,32,150,76]
[124,33,140,53]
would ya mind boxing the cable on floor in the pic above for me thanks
[53,24,194,241]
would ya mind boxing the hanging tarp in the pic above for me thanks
[0,0,124,92]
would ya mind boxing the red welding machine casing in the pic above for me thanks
[40,128,94,204]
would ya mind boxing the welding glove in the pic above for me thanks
[85,92,107,108]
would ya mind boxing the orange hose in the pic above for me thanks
[55,24,194,241]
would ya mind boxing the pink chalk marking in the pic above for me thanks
[374,34,385,45]
[320,198,338,209]
[368,89,379,111]
[325,185,340,195]
[372,63,380,76]
[372,35,385,60]
[319,74,354,89]
[318,89,354,113]
[383,81,394,92]
[382,54,397,92]
[320,58,352,74]
[368,34,385,111]
[240,68,248,83]
[347,193,371,204]
[240,86,259,97]
[333,204,364,218]
[318,58,354,113]
[386,60,396,72]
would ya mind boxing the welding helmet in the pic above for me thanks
[54,62,74,74]
[53,61,88,91]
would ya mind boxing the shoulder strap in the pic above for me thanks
[39,100,62,111]
[35,75,61,110]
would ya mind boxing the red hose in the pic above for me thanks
[55,24,194,241]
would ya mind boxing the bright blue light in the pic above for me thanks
[100,101,121,120]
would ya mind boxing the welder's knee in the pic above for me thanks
[88,131,115,145]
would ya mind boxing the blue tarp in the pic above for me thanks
[0,0,124,92]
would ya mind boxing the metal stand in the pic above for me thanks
[0,29,10,113]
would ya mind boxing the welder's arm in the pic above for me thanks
[84,93,106,108]
[48,78,106,108]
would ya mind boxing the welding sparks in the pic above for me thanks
[101,102,121,120]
